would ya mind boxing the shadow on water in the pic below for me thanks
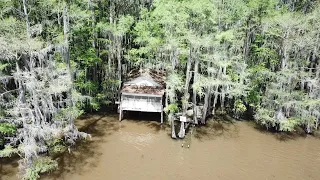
[44,111,168,179]
[250,121,308,142]
[0,157,19,180]
[193,114,240,141]
[43,113,120,180]
[122,111,167,132]
[314,131,320,139]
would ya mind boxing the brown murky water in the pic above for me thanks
[1,112,320,180]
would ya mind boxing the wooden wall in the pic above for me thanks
[121,94,163,112]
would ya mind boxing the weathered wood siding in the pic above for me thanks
[121,94,163,112]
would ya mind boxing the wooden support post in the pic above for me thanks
[161,111,163,124]
[119,106,123,121]
[178,116,186,138]
[119,94,123,121]
[161,99,164,124]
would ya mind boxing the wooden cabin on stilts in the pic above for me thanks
[117,69,165,123]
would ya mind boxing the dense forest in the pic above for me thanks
[0,0,320,179]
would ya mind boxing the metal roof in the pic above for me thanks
[123,76,161,87]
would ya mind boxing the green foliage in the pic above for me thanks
[0,17,25,35]
[233,99,247,119]
[0,0,13,16]
[247,87,261,108]
[24,157,58,180]
[116,15,135,35]
[76,48,101,66]
[234,100,247,113]
[0,145,19,158]
[227,68,240,82]
[166,73,184,103]
[216,30,235,43]
[0,3,320,180]
[0,123,16,135]
[97,15,134,35]
[279,118,299,132]
[164,103,179,114]
[54,106,84,123]
[47,138,67,155]
[75,79,98,94]
[0,62,9,71]
[0,122,15,148]
[255,107,277,129]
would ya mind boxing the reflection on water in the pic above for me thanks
[1,112,320,180]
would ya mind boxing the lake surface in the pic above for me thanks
[2,112,320,180]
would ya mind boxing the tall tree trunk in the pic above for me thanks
[170,113,176,139]
[182,47,193,114]
[89,0,98,83]
[89,0,96,48]
[212,85,219,115]
[117,36,122,101]
[192,57,199,125]
[201,87,209,124]
[281,30,289,70]
[178,47,192,138]
[109,0,115,24]
[313,34,319,78]
[23,0,30,38]
[207,61,212,116]
[316,61,320,79]
[243,18,251,62]
[170,53,177,138]
[63,5,73,110]
[21,0,30,106]
[63,6,70,69]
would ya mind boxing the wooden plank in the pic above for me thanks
[180,116,187,122]
[121,98,163,112]
[121,108,162,113]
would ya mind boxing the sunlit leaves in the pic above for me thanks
[117,15,134,34]
[0,0,13,17]
[0,123,16,135]
[0,145,19,158]
[215,30,235,43]
[24,157,58,180]
[253,7,320,132]
[76,48,101,66]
